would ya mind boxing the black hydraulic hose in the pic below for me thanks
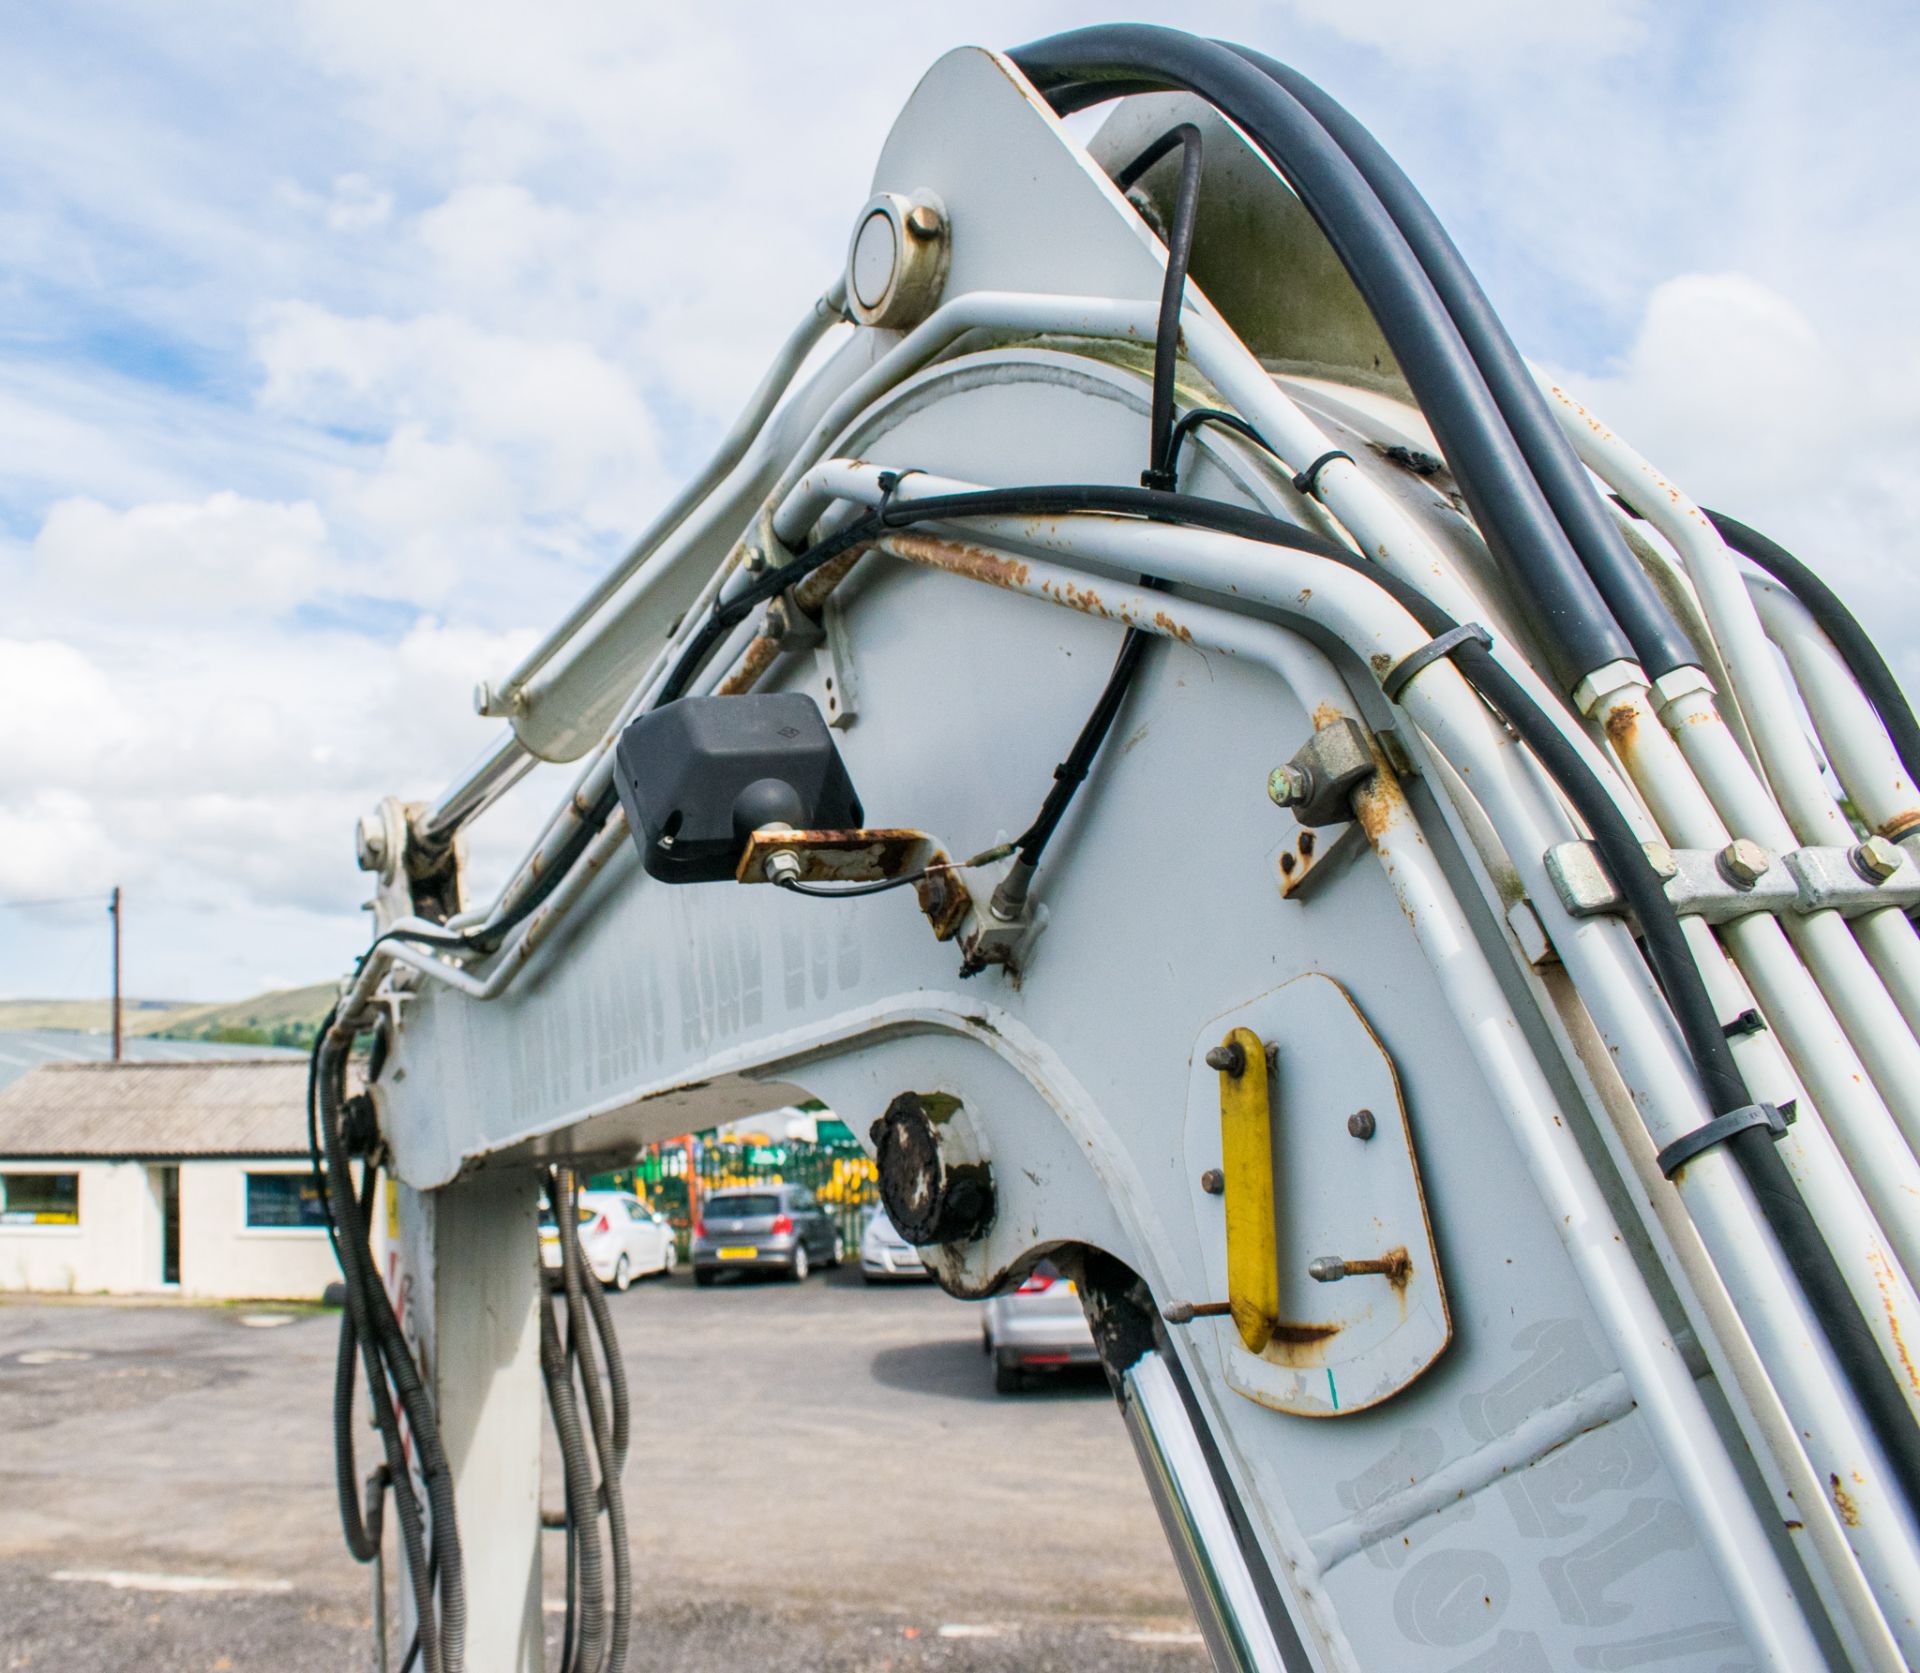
[331,1159,388,1565]
[1705,508,1920,799]
[1008,24,1636,692]
[539,1259,605,1673]
[852,476,1920,1516]
[318,1044,441,1672]
[551,1170,631,1673]
[1113,123,1204,490]
[1227,44,1699,682]
[318,1031,468,1672]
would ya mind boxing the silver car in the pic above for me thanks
[981,1257,1100,1393]
[859,1205,932,1283]
[690,1184,843,1284]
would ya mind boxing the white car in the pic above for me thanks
[859,1205,932,1282]
[540,1190,676,1291]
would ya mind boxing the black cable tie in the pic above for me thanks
[1657,1101,1789,1178]
[1721,1008,1767,1038]
[1052,762,1091,785]
[1382,621,1493,703]
[876,468,930,526]
[1291,449,1353,497]
[1140,466,1177,491]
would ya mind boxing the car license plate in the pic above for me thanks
[718,1246,757,1260]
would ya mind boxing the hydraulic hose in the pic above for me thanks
[1705,509,1920,797]
[1226,44,1699,681]
[539,1267,605,1673]
[1009,23,1637,692]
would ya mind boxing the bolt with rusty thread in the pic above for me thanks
[1309,1251,1412,1284]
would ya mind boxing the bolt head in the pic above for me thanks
[1717,838,1770,888]
[1641,840,1679,882]
[1199,1168,1225,1196]
[1267,764,1310,808]
[1204,1042,1246,1077]
[904,202,943,242]
[354,811,388,874]
[744,545,768,574]
[1307,1256,1347,1283]
[1347,1108,1376,1141]
[1853,835,1903,883]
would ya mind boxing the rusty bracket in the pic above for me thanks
[735,826,974,941]
[1274,819,1361,900]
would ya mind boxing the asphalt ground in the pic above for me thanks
[0,1266,1204,1670]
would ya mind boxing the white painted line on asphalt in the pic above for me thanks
[53,1570,293,1595]
[237,1313,295,1329]
[1114,1628,1206,1645]
[936,1624,1009,1639]
[16,1349,92,1365]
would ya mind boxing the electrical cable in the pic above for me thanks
[1009,23,1639,692]
[1704,508,1920,797]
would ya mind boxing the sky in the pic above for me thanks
[2,0,1917,1001]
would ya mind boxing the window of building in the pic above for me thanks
[0,1172,79,1226]
[244,1171,328,1230]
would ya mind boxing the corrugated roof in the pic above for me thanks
[0,1059,313,1158]
[0,1030,299,1093]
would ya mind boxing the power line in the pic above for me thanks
[0,892,111,912]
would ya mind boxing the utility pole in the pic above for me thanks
[109,886,122,1063]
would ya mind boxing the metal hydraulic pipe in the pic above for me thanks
[487,278,847,711]
[418,731,537,844]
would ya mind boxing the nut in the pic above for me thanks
[1199,1168,1225,1196]
[1851,835,1903,884]
[1267,764,1312,808]
[1347,1108,1376,1141]
[764,848,803,887]
[904,202,944,241]
[1717,838,1770,888]
[354,811,389,874]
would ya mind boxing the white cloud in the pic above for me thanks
[33,491,331,618]
[3,0,1918,998]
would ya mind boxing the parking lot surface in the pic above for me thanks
[0,1268,1204,1669]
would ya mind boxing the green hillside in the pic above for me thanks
[0,982,337,1048]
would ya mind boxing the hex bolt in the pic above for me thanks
[764,849,804,887]
[1852,835,1903,884]
[904,202,944,241]
[1716,838,1771,888]
[1641,840,1679,881]
[1199,1168,1225,1196]
[1347,1108,1376,1141]
[1309,1251,1411,1284]
[1267,764,1312,809]
[744,545,768,574]
[1205,1042,1246,1077]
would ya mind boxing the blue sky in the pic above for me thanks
[3,0,1917,1000]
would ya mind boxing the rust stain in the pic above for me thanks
[883,529,1031,593]
[1830,1474,1861,1527]
[1881,810,1920,842]
[1866,1248,1920,1399]
[1272,1321,1341,1345]
[1604,702,1638,749]
[715,633,780,696]
[1279,852,1297,877]
[1299,830,1317,859]
[1152,609,1193,644]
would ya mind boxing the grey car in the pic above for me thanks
[691,1184,843,1285]
[981,1257,1100,1392]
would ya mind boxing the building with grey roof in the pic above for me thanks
[0,1058,353,1301]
